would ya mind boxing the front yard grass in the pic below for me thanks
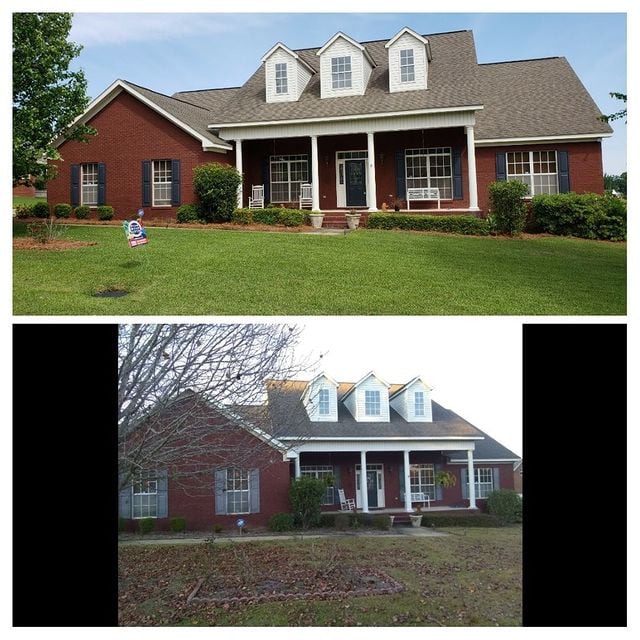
[118,526,522,626]
[13,224,626,314]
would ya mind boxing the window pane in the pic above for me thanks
[81,163,98,206]
[153,160,172,206]
[365,390,380,416]
[275,62,288,94]
[331,56,352,89]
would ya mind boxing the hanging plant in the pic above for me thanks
[436,470,457,487]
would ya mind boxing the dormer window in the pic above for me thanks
[331,56,352,89]
[318,388,330,415]
[400,49,415,82]
[365,390,380,416]
[414,391,425,416]
[275,63,288,94]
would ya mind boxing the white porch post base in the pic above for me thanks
[367,131,377,211]
[467,449,477,508]
[465,125,480,211]
[403,450,412,512]
[235,139,243,209]
[311,135,320,211]
[360,450,369,513]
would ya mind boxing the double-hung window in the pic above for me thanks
[301,465,335,505]
[132,470,158,518]
[400,49,415,82]
[270,155,308,202]
[275,62,288,94]
[472,468,494,499]
[405,148,453,199]
[409,464,436,500]
[153,160,172,206]
[226,468,250,514]
[331,56,352,89]
[81,163,99,206]
[507,150,558,195]
[318,388,330,415]
[364,390,380,416]
[414,391,425,417]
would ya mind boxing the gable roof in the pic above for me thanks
[54,79,233,151]
[341,371,391,401]
[389,376,433,400]
[385,26,430,50]
[316,31,377,68]
[261,42,316,74]
[446,425,520,462]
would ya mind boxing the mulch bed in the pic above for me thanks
[187,566,404,607]
[13,238,98,250]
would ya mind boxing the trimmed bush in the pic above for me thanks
[193,162,242,222]
[252,208,281,225]
[367,213,490,235]
[74,205,91,219]
[289,476,326,529]
[97,205,114,221]
[176,203,200,224]
[531,192,626,241]
[268,512,295,532]
[486,490,523,524]
[118,517,127,533]
[138,517,155,535]
[334,513,350,530]
[14,204,33,219]
[32,201,50,218]
[212,523,223,534]
[232,208,253,225]
[488,180,529,235]
[54,203,72,218]
[278,209,306,227]
[372,514,392,530]
[169,517,186,532]
[421,513,504,528]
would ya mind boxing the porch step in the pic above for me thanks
[320,211,370,229]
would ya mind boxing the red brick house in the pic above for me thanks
[118,373,521,530]
[50,27,611,224]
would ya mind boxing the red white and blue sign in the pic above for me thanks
[122,219,148,248]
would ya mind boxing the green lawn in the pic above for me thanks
[13,224,626,315]
[118,527,522,626]
[13,195,47,207]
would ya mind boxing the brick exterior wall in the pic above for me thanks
[49,91,234,221]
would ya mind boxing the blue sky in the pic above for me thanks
[66,11,627,175]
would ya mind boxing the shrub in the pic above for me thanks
[420,513,503,528]
[486,490,523,524]
[193,163,242,222]
[26,218,68,244]
[488,180,529,235]
[232,208,253,225]
[252,208,281,226]
[278,209,306,227]
[34,176,47,190]
[268,512,295,532]
[531,192,626,241]
[14,204,33,219]
[367,213,490,235]
[176,203,200,224]
[372,514,392,530]
[138,517,155,534]
[319,513,336,528]
[289,476,327,529]
[97,206,114,221]
[212,523,223,534]
[334,513,350,530]
[32,201,50,218]
[53,203,72,218]
[74,205,91,219]
[169,517,186,532]
[118,517,127,532]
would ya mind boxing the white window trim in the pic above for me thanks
[132,475,158,519]
[226,468,251,515]
[409,463,436,500]
[81,163,99,207]
[414,391,425,417]
[269,154,309,203]
[331,55,352,90]
[318,388,330,415]
[152,159,172,207]
[275,62,288,95]
[405,147,453,200]
[472,467,494,499]
[400,48,415,83]
[506,150,559,196]
[364,389,381,416]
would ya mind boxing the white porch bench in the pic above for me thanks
[406,187,440,210]
[410,492,431,509]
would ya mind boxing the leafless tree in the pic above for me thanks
[118,323,314,492]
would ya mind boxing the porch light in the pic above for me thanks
[378,152,385,164]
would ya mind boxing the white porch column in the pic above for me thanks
[366,132,377,212]
[403,450,412,512]
[465,125,480,211]
[360,450,369,513]
[235,139,243,208]
[310,135,320,211]
[294,454,301,479]
[467,449,477,509]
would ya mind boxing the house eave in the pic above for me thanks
[448,458,521,463]
[475,133,612,147]
[278,436,485,441]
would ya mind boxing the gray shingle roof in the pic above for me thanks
[447,426,520,462]
[172,86,241,118]
[474,57,612,139]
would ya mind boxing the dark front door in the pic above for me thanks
[366,470,378,508]
[345,159,367,207]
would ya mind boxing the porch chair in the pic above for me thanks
[338,488,356,511]
[299,183,313,209]
[248,184,264,209]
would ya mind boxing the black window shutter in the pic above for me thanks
[495,153,507,181]
[395,150,406,199]
[171,159,181,205]
[460,468,468,499]
[118,486,131,519]
[156,469,168,518]
[557,151,570,193]
[142,160,151,206]
[249,469,260,513]
[70,164,80,206]
[97,163,106,206]
[261,157,271,204]
[214,469,226,515]
[452,148,463,200]
[398,463,406,502]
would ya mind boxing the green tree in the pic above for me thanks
[599,92,627,123]
[192,162,243,222]
[13,13,95,184]
[604,172,627,196]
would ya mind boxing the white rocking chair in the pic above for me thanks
[249,184,264,209]
[338,488,356,511]
[299,183,313,209]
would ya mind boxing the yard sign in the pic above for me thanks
[122,217,148,248]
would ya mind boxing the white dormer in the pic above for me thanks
[316,32,376,99]
[302,372,339,422]
[389,376,433,422]
[262,42,314,103]
[342,371,390,422]
[385,27,430,94]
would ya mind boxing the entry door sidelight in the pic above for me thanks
[366,470,378,508]
[345,159,367,207]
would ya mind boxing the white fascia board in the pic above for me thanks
[209,104,484,130]
[475,133,612,147]
[385,26,429,48]
[261,42,315,74]
[389,376,434,400]
[448,458,520,463]
[317,31,376,67]
[53,79,232,152]
[218,406,287,452]
[341,370,391,401]
[278,435,484,441]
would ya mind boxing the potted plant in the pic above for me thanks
[436,470,457,488]
[409,504,423,527]
[389,195,402,212]
[345,209,361,229]
[308,212,324,229]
